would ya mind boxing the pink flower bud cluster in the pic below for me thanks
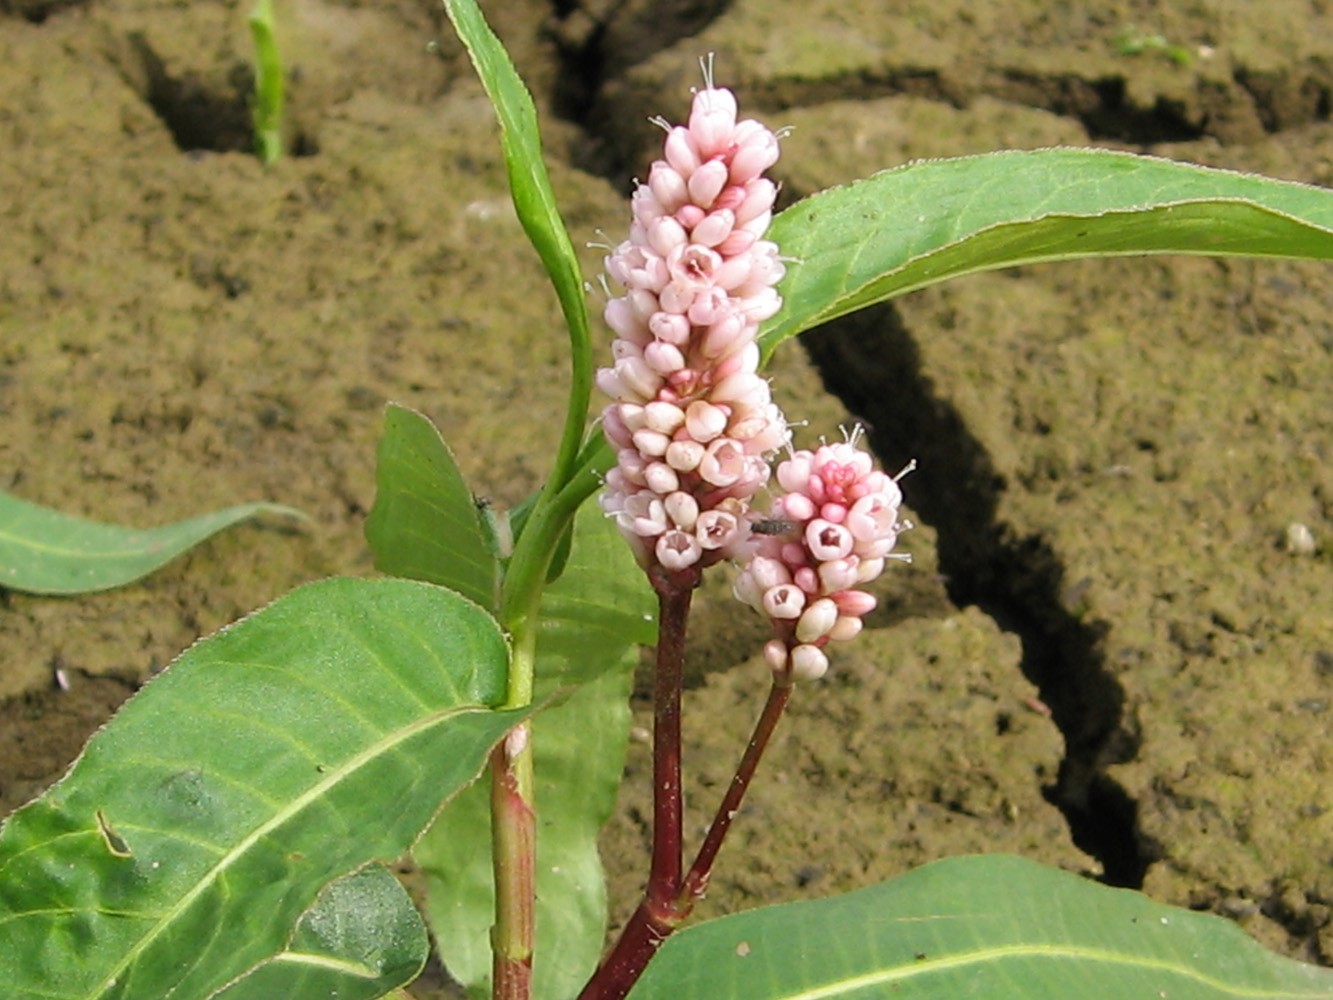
[734,439,908,682]
[598,84,788,573]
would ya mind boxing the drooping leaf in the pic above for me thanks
[418,499,655,1000]
[0,577,518,1000]
[366,403,499,610]
[626,854,1333,1000]
[763,148,1333,356]
[210,864,428,1000]
[442,0,593,496]
[0,490,302,595]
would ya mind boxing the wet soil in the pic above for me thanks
[3,0,1333,990]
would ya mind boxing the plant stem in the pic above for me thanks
[490,725,535,1000]
[575,570,805,1000]
[647,571,693,903]
[679,679,792,906]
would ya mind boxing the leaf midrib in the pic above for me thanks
[91,702,491,999]
[770,941,1325,1000]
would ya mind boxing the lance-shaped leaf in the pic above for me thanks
[442,0,593,496]
[763,148,1333,356]
[0,490,302,595]
[210,864,427,1000]
[0,577,518,1000]
[367,404,499,610]
[417,499,655,1000]
[626,854,1333,1000]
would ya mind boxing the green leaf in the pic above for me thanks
[247,0,284,165]
[763,148,1333,357]
[366,404,499,611]
[210,864,428,1000]
[0,490,303,595]
[418,499,654,1000]
[0,577,519,1000]
[442,0,593,497]
[627,855,1333,1000]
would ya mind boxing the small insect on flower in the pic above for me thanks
[752,517,797,536]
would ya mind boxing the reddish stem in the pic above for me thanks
[647,573,694,903]
[578,604,795,1000]
[679,680,792,906]
[490,734,535,1000]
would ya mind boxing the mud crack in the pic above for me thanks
[800,303,1163,888]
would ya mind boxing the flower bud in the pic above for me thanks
[796,598,838,643]
[685,400,729,443]
[648,160,688,210]
[687,159,730,208]
[648,310,691,346]
[692,208,735,248]
[665,438,705,472]
[789,643,829,682]
[644,400,686,435]
[643,461,679,494]
[828,615,862,642]
[664,125,701,176]
[664,491,699,531]
[747,556,791,591]
[643,340,686,376]
[831,589,877,617]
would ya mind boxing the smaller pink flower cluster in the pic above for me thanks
[734,438,910,682]
[597,84,788,574]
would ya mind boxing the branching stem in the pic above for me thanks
[577,574,794,1000]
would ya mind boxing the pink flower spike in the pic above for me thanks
[598,74,789,577]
